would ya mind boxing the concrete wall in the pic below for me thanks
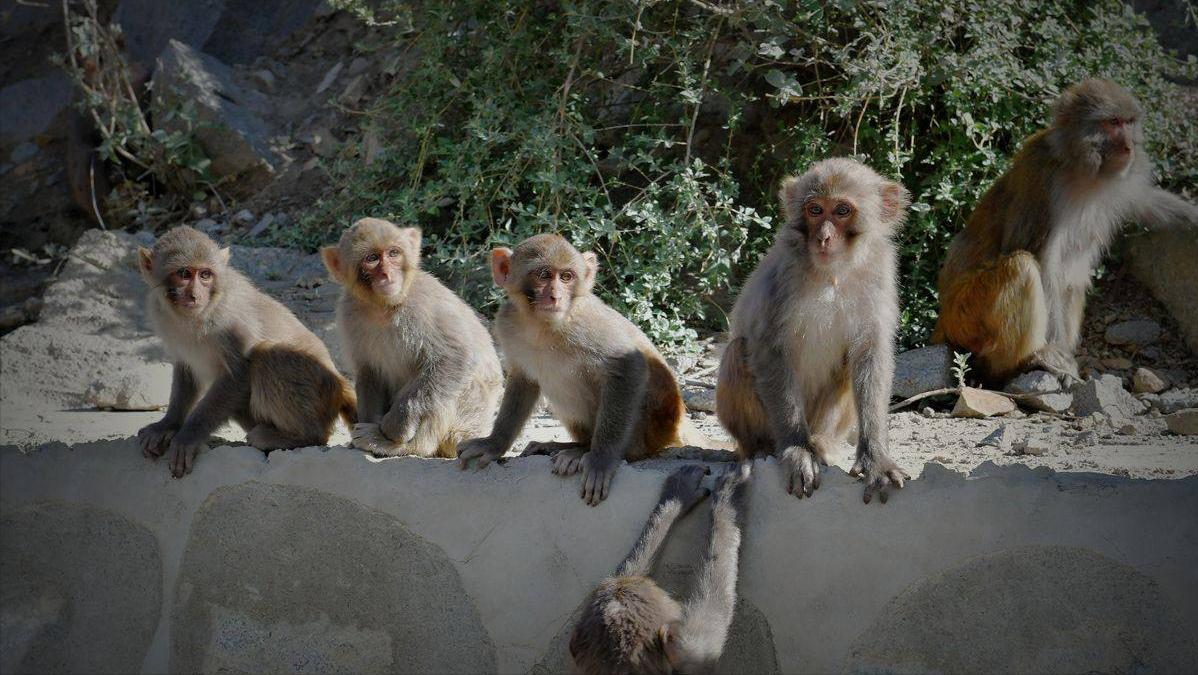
[2,443,1197,674]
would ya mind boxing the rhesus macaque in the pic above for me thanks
[716,158,911,504]
[136,226,356,477]
[457,234,713,505]
[570,463,751,674]
[934,78,1198,385]
[321,218,503,458]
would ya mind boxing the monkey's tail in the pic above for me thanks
[337,377,358,426]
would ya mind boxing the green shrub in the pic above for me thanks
[296,0,1198,352]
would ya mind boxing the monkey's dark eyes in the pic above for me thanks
[365,253,380,263]
[1109,117,1120,125]
[177,269,191,279]
[560,271,575,282]
[387,248,400,258]
[807,205,823,215]
[199,270,213,280]
[537,268,552,280]
[834,204,851,216]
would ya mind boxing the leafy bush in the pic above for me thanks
[300,0,1198,352]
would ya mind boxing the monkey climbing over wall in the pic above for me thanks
[136,226,356,477]
[457,234,719,505]
[321,218,503,458]
[933,78,1198,386]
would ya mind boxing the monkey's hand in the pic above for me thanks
[137,420,177,458]
[779,445,825,499]
[456,436,505,470]
[379,403,420,445]
[167,435,203,478]
[579,451,621,506]
[350,423,402,457]
[713,462,752,507]
[849,452,910,505]
[658,464,711,514]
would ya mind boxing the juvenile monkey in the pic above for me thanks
[570,463,752,674]
[934,78,1198,385]
[457,234,713,505]
[136,226,355,477]
[321,218,503,458]
[716,158,911,504]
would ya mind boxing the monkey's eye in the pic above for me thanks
[560,271,575,283]
[537,268,552,280]
[1109,117,1120,126]
[177,268,192,280]
[807,204,823,216]
[365,253,381,263]
[387,248,401,258]
[199,269,213,281]
[834,203,851,217]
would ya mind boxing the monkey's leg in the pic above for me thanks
[247,346,342,449]
[937,251,1048,384]
[714,338,774,459]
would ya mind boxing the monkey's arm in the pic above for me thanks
[745,334,822,497]
[848,330,909,504]
[581,351,650,505]
[380,335,476,443]
[676,464,751,668]
[457,371,540,469]
[1129,187,1198,231]
[168,336,252,477]
[137,363,199,457]
[617,465,710,577]
[354,367,389,424]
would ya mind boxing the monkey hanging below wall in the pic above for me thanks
[933,78,1198,386]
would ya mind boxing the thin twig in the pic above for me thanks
[889,387,958,412]
[88,155,107,230]
[685,20,721,167]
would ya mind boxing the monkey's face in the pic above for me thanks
[801,196,858,267]
[521,262,580,319]
[494,236,598,323]
[1092,113,1140,175]
[357,244,408,300]
[164,265,216,313]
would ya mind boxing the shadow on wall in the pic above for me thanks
[1,503,163,674]
[171,483,496,674]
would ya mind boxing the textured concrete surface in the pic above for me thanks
[2,443,1197,674]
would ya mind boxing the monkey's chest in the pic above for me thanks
[505,338,601,424]
[348,316,422,377]
[783,288,852,393]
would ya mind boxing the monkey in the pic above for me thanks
[320,218,503,458]
[135,226,356,477]
[456,233,716,505]
[933,78,1198,386]
[569,463,752,674]
[715,157,911,505]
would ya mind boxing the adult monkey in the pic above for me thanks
[136,226,356,477]
[569,463,752,674]
[933,78,1198,385]
[717,158,911,504]
[457,234,716,505]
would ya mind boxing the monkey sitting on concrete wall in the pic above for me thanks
[717,158,911,504]
[570,463,752,674]
[457,234,716,505]
[136,226,356,477]
[934,79,1198,386]
[321,218,503,458]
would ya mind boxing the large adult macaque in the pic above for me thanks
[321,218,503,458]
[934,78,1198,385]
[136,226,356,477]
[457,234,713,505]
[569,463,751,674]
[716,158,911,504]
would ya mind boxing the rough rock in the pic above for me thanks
[151,40,280,195]
[0,75,74,147]
[1012,439,1050,456]
[85,365,173,411]
[1132,367,1169,394]
[1005,370,1072,413]
[1151,388,1198,415]
[1104,320,1161,347]
[1071,374,1145,420]
[952,387,1015,419]
[976,425,1011,452]
[682,386,716,414]
[893,344,953,400]
[1165,409,1198,436]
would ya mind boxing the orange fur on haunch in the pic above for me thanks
[637,353,688,460]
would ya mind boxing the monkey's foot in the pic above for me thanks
[714,462,752,505]
[168,438,202,478]
[521,440,584,457]
[350,423,403,457]
[1027,346,1080,388]
[779,445,822,498]
[850,454,910,505]
[550,447,587,476]
[579,451,620,506]
[137,422,176,458]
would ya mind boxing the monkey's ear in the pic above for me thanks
[401,227,422,254]
[218,247,232,266]
[879,180,911,227]
[491,247,513,287]
[779,175,813,223]
[581,251,599,289]
[137,247,154,283]
[320,246,344,283]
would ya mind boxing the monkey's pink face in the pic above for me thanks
[358,245,406,298]
[802,196,859,266]
[1096,115,1137,173]
[523,265,578,318]
[165,266,215,312]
